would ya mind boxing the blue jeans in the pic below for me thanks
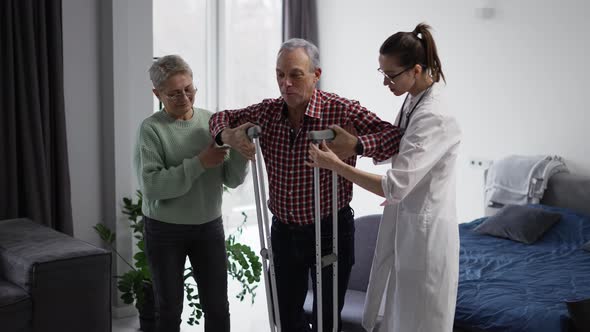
[271,206,355,332]
[144,217,230,332]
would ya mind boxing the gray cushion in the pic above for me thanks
[0,218,107,289]
[303,289,381,331]
[0,279,32,331]
[0,218,111,332]
[541,172,590,216]
[349,215,381,291]
[340,289,366,325]
[583,241,590,252]
[302,214,382,331]
[474,205,561,244]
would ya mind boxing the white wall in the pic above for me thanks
[63,0,153,243]
[62,0,153,315]
[318,0,590,222]
[62,0,103,244]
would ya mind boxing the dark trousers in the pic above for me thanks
[271,206,355,332]
[144,216,230,332]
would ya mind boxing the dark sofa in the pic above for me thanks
[0,218,111,332]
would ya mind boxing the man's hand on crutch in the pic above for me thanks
[220,122,257,160]
[325,124,359,160]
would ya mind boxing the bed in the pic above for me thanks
[454,172,590,332]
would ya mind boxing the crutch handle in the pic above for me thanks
[247,125,262,139]
[321,253,338,268]
[307,129,335,143]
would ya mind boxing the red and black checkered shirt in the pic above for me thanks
[210,89,402,225]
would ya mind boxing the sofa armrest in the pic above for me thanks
[0,218,112,332]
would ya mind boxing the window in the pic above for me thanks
[153,0,209,111]
[218,0,282,109]
[153,0,282,225]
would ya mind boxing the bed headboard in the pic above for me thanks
[484,171,590,217]
[540,172,590,216]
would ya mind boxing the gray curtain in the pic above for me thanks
[282,0,319,46]
[0,0,73,234]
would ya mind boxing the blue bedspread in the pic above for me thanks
[455,205,590,332]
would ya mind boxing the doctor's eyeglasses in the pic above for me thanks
[377,67,413,85]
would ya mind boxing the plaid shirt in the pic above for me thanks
[210,89,403,225]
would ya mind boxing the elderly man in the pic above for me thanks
[209,39,402,332]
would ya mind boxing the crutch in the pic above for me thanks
[308,129,339,332]
[247,125,281,332]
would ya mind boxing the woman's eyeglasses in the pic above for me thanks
[377,67,413,85]
[163,87,197,103]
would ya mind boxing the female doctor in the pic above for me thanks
[306,23,461,332]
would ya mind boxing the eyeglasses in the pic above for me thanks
[377,67,413,85]
[163,87,197,103]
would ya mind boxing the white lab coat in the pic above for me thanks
[362,83,461,332]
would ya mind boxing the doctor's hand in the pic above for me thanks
[305,141,345,171]
[220,122,256,160]
[325,124,359,160]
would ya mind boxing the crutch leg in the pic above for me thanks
[248,126,281,332]
[313,166,323,331]
[331,170,338,332]
[308,129,339,332]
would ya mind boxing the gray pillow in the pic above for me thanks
[583,241,590,252]
[474,204,561,244]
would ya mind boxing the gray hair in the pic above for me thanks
[148,55,193,90]
[278,38,320,71]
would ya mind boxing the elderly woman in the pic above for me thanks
[133,55,248,332]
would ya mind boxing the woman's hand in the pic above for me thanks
[199,142,229,168]
[305,141,344,171]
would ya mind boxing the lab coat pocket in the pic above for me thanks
[396,211,430,272]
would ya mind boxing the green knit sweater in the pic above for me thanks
[133,108,248,225]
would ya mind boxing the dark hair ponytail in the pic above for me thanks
[380,22,445,83]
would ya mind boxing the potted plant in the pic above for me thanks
[95,190,262,330]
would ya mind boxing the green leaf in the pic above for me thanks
[93,224,115,245]
[121,293,134,304]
